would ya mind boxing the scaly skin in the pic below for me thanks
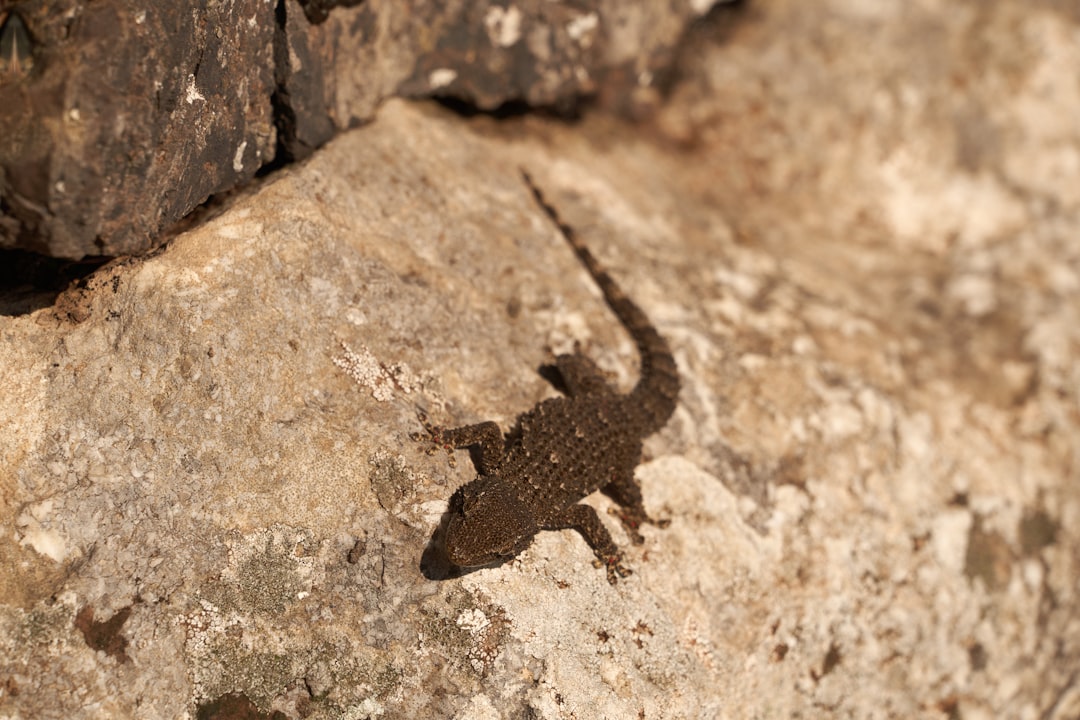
[421,172,679,584]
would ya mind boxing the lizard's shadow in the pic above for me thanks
[537,361,570,395]
[420,486,464,581]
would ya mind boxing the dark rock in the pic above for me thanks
[0,0,720,260]
[0,1,277,259]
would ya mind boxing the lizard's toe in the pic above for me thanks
[594,555,633,584]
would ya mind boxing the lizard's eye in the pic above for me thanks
[460,485,486,514]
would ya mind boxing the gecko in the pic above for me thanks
[420,171,680,584]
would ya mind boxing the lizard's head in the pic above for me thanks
[445,477,537,568]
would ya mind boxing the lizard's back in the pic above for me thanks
[506,174,680,526]
[522,174,679,435]
[432,173,680,584]
[500,389,646,525]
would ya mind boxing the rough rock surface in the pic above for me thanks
[2,0,1079,717]
[0,0,718,259]
[0,0,278,260]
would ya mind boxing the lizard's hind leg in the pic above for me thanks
[601,467,671,545]
[541,352,613,397]
[543,503,633,584]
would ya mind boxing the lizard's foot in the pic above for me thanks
[410,411,457,466]
[593,554,633,585]
[609,507,670,545]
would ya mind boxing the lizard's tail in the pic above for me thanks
[523,171,679,434]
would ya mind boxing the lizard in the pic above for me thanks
[419,171,680,584]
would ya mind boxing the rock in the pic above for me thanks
[0,0,279,260]
[2,1,1079,716]
[0,0,721,259]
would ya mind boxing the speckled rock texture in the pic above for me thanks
[2,1,1079,717]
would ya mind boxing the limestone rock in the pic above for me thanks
[2,1,1078,716]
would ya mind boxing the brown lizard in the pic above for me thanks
[420,172,679,584]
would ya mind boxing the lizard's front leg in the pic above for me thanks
[543,503,632,584]
[415,414,505,475]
